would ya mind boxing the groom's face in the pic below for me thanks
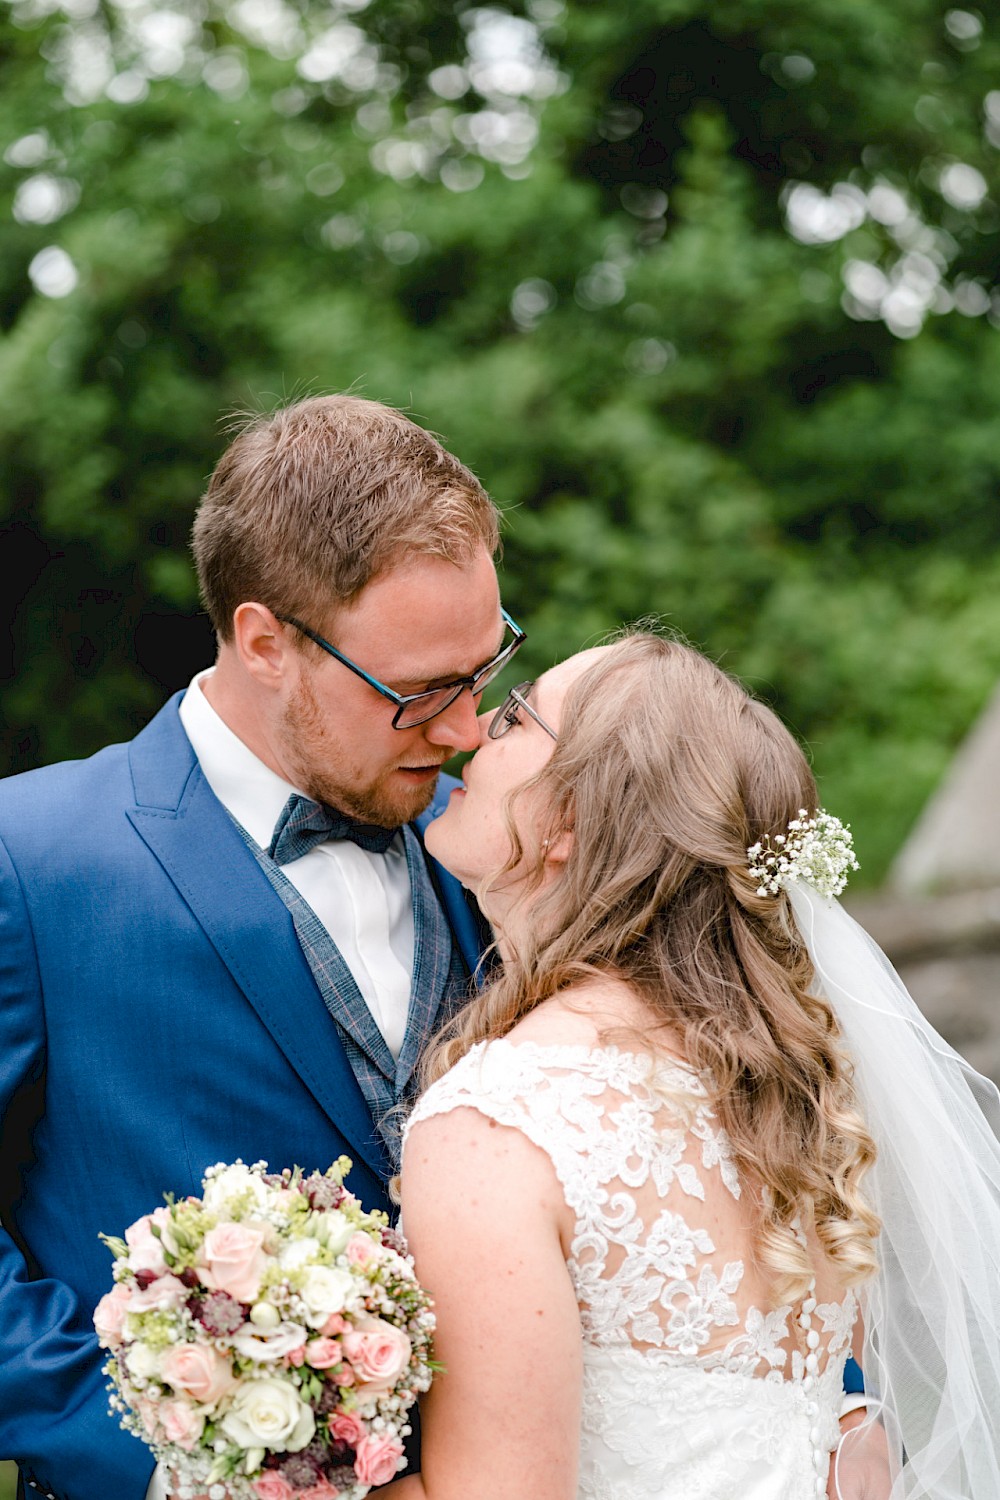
[277,546,504,827]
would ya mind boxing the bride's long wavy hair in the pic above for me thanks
[423,632,880,1301]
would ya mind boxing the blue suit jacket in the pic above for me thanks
[0,694,485,1500]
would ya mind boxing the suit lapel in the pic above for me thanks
[394,825,459,1096]
[253,853,397,1085]
[126,698,390,1181]
[414,778,493,984]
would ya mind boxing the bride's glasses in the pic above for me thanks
[488,681,558,741]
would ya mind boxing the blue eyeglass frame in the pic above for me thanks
[274,607,526,729]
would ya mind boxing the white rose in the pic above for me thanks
[230,1320,308,1363]
[278,1236,323,1271]
[126,1343,163,1381]
[219,1378,315,1452]
[202,1164,269,1218]
[298,1265,357,1328]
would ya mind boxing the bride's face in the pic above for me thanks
[425,648,604,903]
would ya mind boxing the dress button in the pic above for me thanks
[805,1401,818,1417]
[803,1374,815,1392]
[803,1295,817,1314]
[805,1353,819,1373]
[806,1329,820,1349]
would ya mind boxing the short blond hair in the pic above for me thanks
[192,394,501,638]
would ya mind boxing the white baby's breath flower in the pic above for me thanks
[202,1163,270,1219]
[747,809,859,898]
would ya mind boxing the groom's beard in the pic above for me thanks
[280,675,444,828]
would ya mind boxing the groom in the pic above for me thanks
[0,395,510,1500]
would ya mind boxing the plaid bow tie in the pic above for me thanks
[268,793,398,864]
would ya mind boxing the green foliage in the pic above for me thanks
[1,0,999,880]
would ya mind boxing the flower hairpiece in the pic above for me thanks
[747,809,859,898]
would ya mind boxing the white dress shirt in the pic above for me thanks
[178,670,415,1059]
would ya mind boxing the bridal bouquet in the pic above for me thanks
[94,1158,434,1500]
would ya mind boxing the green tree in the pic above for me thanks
[1,0,998,879]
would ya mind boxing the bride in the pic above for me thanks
[379,632,1000,1500]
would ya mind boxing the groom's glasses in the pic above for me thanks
[488,682,559,741]
[275,608,526,730]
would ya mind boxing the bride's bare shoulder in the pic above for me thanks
[504,978,686,1060]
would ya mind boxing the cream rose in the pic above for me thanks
[298,1265,357,1328]
[198,1222,268,1304]
[161,1343,237,1406]
[220,1378,315,1452]
[341,1314,412,1395]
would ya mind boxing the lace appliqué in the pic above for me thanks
[405,1039,856,1500]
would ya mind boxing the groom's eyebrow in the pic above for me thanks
[389,623,508,694]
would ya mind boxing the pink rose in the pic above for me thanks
[305,1337,341,1370]
[198,1223,268,1304]
[253,1475,294,1500]
[124,1215,168,1277]
[354,1433,404,1487]
[135,1395,161,1439]
[93,1284,132,1349]
[128,1274,189,1313]
[329,1410,366,1448]
[342,1315,411,1395]
[161,1343,237,1407]
[345,1233,377,1269]
[299,1483,339,1500]
[320,1314,348,1336]
[159,1397,205,1451]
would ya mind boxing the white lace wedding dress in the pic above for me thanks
[405,1038,856,1500]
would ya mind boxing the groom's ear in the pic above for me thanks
[232,602,293,684]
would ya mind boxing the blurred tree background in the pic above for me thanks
[1,0,999,882]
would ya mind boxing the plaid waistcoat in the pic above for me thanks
[238,821,471,1174]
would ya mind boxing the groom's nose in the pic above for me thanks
[423,685,482,753]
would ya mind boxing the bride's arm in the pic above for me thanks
[379,1106,582,1500]
[827,1312,892,1500]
